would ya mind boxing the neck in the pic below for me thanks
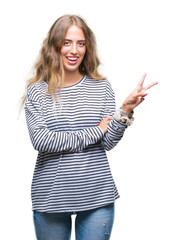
[62,71,83,87]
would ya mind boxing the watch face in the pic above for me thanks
[119,108,133,118]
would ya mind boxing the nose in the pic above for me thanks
[70,43,77,55]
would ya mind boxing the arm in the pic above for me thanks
[100,81,127,151]
[25,94,104,153]
[101,73,158,151]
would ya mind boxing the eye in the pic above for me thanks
[63,40,71,46]
[78,42,86,47]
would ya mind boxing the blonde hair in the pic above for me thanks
[24,14,104,103]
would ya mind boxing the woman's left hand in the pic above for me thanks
[121,73,158,113]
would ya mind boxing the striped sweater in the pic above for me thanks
[25,75,127,213]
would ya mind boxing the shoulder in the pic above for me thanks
[83,76,115,98]
[27,81,47,102]
[84,75,112,90]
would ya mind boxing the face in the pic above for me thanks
[60,25,86,74]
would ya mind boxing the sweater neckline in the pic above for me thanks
[43,75,86,91]
[61,75,86,90]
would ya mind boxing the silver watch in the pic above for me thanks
[119,108,134,118]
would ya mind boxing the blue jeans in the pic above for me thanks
[33,203,115,240]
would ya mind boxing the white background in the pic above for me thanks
[1,0,176,239]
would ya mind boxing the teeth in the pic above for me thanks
[67,57,78,61]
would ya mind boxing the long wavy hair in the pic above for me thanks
[23,14,104,103]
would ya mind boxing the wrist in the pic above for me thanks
[121,103,133,113]
[119,107,134,119]
[114,109,134,126]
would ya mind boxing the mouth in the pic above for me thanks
[66,56,79,65]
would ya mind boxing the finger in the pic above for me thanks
[136,91,148,97]
[137,73,147,92]
[144,81,158,91]
[102,116,112,122]
[106,117,113,122]
[135,97,145,107]
[138,97,145,105]
[105,116,113,120]
[139,96,145,102]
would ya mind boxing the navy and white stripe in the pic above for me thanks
[25,75,127,213]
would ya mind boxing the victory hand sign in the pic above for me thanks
[121,73,158,113]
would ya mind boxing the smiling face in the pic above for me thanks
[60,25,86,75]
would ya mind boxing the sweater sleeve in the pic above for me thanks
[100,81,127,151]
[25,91,104,153]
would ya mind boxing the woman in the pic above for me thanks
[25,15,157,240]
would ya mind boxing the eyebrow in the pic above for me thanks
[64,39,86,42]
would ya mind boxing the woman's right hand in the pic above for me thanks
[98,116,112,133]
